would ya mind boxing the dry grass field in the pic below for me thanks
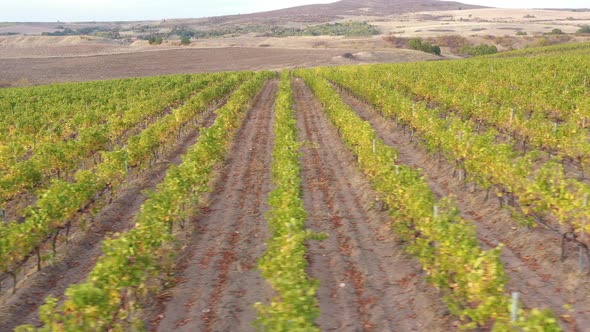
[375,8,590,37]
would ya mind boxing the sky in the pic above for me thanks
[0,0,588,22]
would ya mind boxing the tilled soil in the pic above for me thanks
[0,107,219,332]
[292,78,453,332]
[0,47,350,86]
[336,86,590,331]
[150,80,277,332]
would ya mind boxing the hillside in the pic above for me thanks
[200,0,487,25]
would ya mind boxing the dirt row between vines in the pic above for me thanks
[335,86,590,331]
[293,78,453,332]
[147,78,454,332]
[0,105,220,332]
[149,80,277,332]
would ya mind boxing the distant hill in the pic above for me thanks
[203,0,487,25]
[0,0,490,39]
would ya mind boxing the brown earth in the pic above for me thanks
[0,47,426,86]
[0,101,219,332]
[149,80,277,332]
[334,84,590,331]
[293,78,453,331]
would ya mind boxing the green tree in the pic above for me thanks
[460,44,498,56]
[432,44,441,56]
[409,38,423,50]
[409,38,442,56]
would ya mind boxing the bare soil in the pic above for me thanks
[0,45,439,87]
[0,47,361,86]
[335,86,590,331]
[149,80,277,332]
[0,106,219,332]
[292,78,453,331]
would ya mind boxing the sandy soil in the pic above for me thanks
[0,35,130,59]
[293,78,453,331]
[149,80,276,332]
[0,104,220,331]
[335,85,590,331]
[376,8,590,37]
[0,35,222,60]
[412,8,590,22]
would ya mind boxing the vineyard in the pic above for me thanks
[0,43,589,331]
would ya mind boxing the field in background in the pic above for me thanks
[0,46,437,87]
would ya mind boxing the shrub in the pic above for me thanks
[534,37,551,47]
[180,36,191,45]
[577,26,590,34]
[408,38,441,55]
[303,21,380,36]
[409,38,423,50]
[148,36,163,45]
[430,44,442,56]
[460,44,498,56]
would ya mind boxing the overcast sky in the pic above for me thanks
[1,0,588,22]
